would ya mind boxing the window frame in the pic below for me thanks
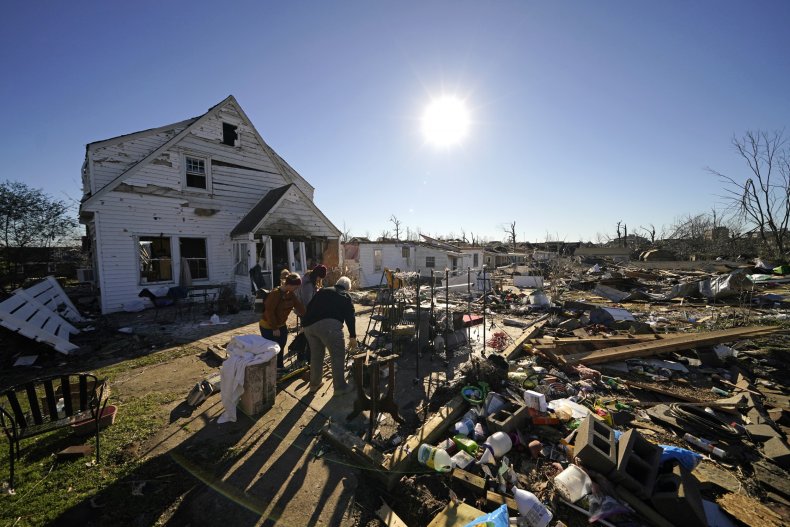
[401,246,410,258]
[183,154,211,192]
[374,249,383,272]
[425,256,436,268]
[233,241,250,277]
[138,235,174,285]
[179,237,209,281]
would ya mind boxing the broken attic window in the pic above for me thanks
[222,122,239,146]
[139,236,172,283]
[426,256,436,268]
[180,237,208,280]
[185,156,207,189]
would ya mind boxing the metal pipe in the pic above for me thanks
[482,265,487,355]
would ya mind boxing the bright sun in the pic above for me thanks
[421,95,470,147]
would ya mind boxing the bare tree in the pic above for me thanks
[389,215,402,241]
[341,221,351,243]
[639,224,657,244]
[710,130,790,260]
[503,221,517,253]
[616,221,623,246]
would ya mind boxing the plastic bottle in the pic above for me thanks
[56,397,65,418]
[452,435,479,455]
[512,487,553,527]
[683,433,726,459]
[454,416,475,437]
[417,444,454,472]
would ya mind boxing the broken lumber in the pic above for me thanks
[376,499,409,527]
[485,490,518,511]
[321,421,389,483]
[716,492,784,527]
[501,317,548,361]
[562,326,778,365]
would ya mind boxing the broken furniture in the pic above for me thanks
[347,352,405,441]
[0,277,82,354]
[0,373,108,489]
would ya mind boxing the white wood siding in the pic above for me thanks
[89,127,187,193]
[355,244,465,288]
[259,190,338,238]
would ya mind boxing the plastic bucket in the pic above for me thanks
[553,464,592,503]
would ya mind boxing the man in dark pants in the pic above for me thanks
[302,276,357,395]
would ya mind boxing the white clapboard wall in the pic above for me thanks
[14,276,85,323]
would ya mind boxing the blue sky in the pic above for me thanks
[2,1,789,243]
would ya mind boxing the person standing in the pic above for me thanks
[260,272,306,369]
[295,264,327,307]
[302,276,357,394]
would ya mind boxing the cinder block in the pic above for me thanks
[239,357,276,416]
[486,402,530,433]
[574,415,617,474]
[651,460,707,527]
[614,429,662,499]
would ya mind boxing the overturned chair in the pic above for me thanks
[139,286,192,321]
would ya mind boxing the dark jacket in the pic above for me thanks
[301,286,356,338]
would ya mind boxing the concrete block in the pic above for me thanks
[651,460,707,527]
[614,429,661,499]
[239,357,276,416]
[486,402,530,433]
[574,415,616,474]
[763,436,790,470]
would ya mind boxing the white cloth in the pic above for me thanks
[217,335,279,423]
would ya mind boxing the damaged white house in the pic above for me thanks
[79,96,341,314]
[346,235,485,288]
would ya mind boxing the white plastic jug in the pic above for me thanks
[553,464,592,503]
[485,431,513,457]
[417,444,453,472]
[513,487,553,527]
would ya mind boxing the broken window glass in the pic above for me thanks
[139,236,172,283]
[180,237,208,280]
[222,122,238,146]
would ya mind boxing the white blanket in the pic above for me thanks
[217,335,278,423]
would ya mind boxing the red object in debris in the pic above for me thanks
[528,407,560,426]
[462,314,484,327]
[71,405,117,436]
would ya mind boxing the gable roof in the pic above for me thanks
[230,183,340,238]
[81,95,312,209]
[230,184,293,237]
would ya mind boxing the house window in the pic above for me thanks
[451,257,458,270]
[426,256,435,268]
[473,253,479,267]
[374,249,382,271]
[185,156,208,189]
[139,236,172,283]
[233,242,249,277]
[180,237,208,280]
[222,122,239,147]
[402,247,410,258]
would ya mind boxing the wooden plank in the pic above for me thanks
[427,502,487,527]
[428,501,485,527]
[562,326,779,365]
[320,421,388,477]
[376,499,409,527]
[485,490,518,511]
[502,317,548,361]
[623,380,704,403]
[716,492,784,527]
[451,468,486,491]
[385,395,467,471]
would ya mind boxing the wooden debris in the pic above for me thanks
[427,501,487,527]
[562,326,778,365]
[693,462,742,493]
[716,492,784,527]
[502,317,548,361]
[376,498,409,527]
[485,490,518,511]
[451,468,486,491]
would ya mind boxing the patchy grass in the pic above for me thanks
[0,389,182,526]
[99,343,202,384]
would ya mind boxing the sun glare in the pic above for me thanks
[422,95,470,147]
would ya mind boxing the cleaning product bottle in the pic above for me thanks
[512,487,553,527]
[417,444,454,472]
[452,435,478,455]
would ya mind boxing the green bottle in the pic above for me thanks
[452,435,479,455]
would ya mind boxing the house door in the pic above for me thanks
[257,236,274,289]
[287,239,307,276]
